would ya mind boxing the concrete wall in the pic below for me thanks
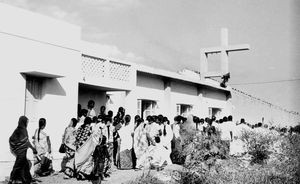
[231,89,300,126]
[133,73,231,122]
[0,3,81,180]
[170,81,198,118]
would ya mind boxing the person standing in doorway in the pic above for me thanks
[87,100,96,118]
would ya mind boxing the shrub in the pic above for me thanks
[240,130,277,164]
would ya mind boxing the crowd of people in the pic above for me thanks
[7,99,300,184]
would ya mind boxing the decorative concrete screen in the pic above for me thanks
[109,60,131,82]
[81,54,135,90]
[82,54,106,78]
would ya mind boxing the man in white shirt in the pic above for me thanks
[87,100,96,118]
[219,116,232,156]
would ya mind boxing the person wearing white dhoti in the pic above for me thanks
[230,118,250,156]
[160,117,173,165]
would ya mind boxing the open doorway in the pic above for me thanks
[137,99,157,119]
[78,83,126,118]
[176,104,193,117]
[209,107,222,119]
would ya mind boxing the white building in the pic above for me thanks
[1,2,299,180]
[0,3,232,179]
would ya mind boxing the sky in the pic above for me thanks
[1,0,300,113]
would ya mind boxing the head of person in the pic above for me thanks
[38,118,46,142]
[71,118,78,127]
[263,124,268,129]
[205,117,209,123]
[134,115,141,122]
[118,107,125,117]
[240,118,245,124]
[219,119,223,124]
[152,115,158,124]
[39,118,46,130]
[124,114,131,126]
[174,115,181,124]
[92,116,98,123]
[223,116,228,122]
[84,117,92,125]
[257,122,262,127]
[81,109,88,117]
[228,115,233,121]
[87,100,95,109]
[200,118,204,124]
[211,116,216,122]
[100,106,106,114]
[163,116,170,125]
[18,116,29,128]
[106,110,112,117]
[154,136,161,144]
[158,115,164,125]
[136,118,143,128]
[193,116,198,124]
[147,115,154,124]
[208,119,213,126]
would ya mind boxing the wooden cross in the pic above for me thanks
[200,28,250,79]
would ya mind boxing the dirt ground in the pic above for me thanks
[0,169,152,184]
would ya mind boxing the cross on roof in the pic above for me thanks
[200,28,250,79]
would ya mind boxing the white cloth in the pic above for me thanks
[147,123,160,140]
[219,122,231,141]
[102,124,114,143]
[119,124,133,152]
[173,124,180,139]
[88,108,96,118]
[149,143,171,167]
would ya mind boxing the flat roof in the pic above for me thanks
[136,64,231,93]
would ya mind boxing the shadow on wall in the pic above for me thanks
[42,78,66,98]
[23,73,66,100]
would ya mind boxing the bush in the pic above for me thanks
[240,130,278,164]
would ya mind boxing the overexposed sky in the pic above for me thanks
[1,0,299,113]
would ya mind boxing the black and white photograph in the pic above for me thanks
[0,0,299,183]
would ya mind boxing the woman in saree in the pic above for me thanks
[65,116,103,181]
[133,118,149,169]
[8,116,37,184]
[60,118,78,174]
[33,118,54,177]
[118,114,133,169]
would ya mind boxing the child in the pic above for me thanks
[92,136,110,184]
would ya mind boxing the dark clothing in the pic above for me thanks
[113,131,120,164]
[9,116,33,184]
[131,148,137,169]
[207,125,216,137]
[92,143,110,181]
[9,151,32,184]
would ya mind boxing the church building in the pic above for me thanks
[0,2,299,180]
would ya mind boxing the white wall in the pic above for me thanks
[231,90,300,126]
[134,73,231,122]
[0,3,81,180]
[170,81,198,119]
